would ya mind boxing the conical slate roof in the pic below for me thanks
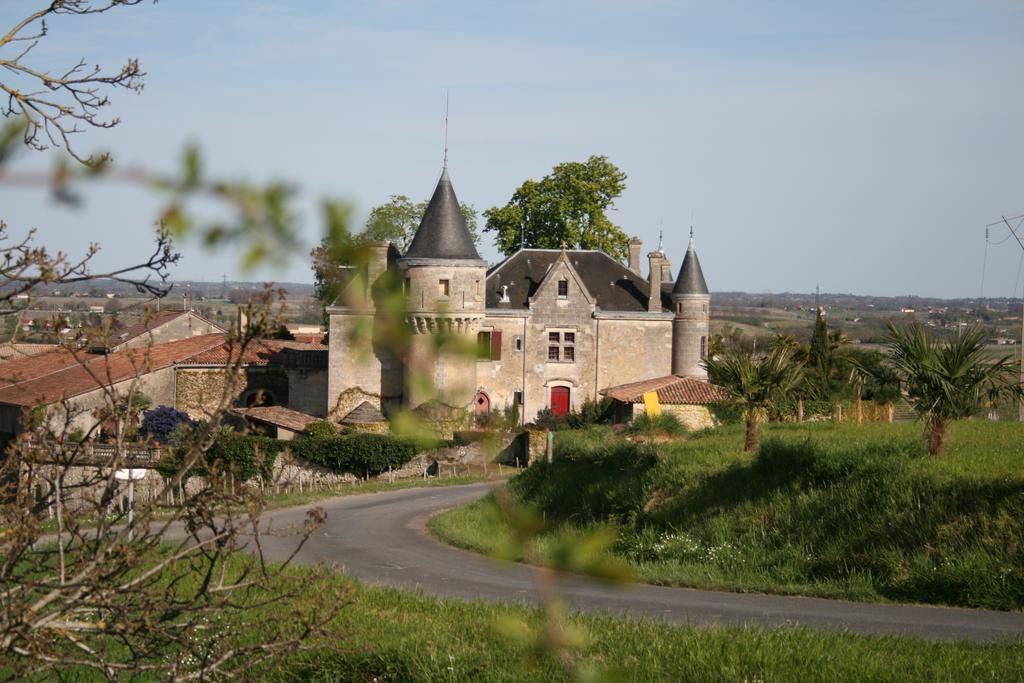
[341,401,387,425]
[673,241,709,295]
[404,168,483,261]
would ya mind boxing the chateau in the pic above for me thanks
[326,167,719,427]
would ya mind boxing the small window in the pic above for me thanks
[477,331,492,359]
[563,346,575,362]
[549,332,560,343]
[438,279,450,297]
[557,279,568,297]
[514,336,523,351]
[477,330,502,360]
[703,303,707,313]
[548,346,560,361]
[563,332,575,344]
[700,335,707,359]
[513,390,523,407]
[677,303,683,313]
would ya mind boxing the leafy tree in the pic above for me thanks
[484,155,629,259]
[363,194,478,251]
[876,323,1022,455]
[311,195,477,308]
[704,347,804,452]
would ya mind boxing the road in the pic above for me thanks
[252,482,1024,642]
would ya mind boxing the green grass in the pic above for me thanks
[14,553,1023,681]
[259,573,1024,682]
[430,421,1024,609]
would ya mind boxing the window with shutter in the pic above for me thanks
[490,330,502,360]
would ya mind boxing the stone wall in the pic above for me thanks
[175,366,289,421]
[634,402,716,430]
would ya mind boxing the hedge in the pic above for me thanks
[291,433,418,477]
[158,433,285,482]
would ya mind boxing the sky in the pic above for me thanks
[1,0,1023,298]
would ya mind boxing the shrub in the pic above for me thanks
[624,412,686,437]
[511,427,658,524]
[291,434,418,477]
[533,408,565,431]
[708,402,744,425]
[565,397,614,429]
[304,420,339,439]
[157,431,284,482]
[141,406,193,443]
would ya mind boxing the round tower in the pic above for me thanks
[400,167,486,409]
[671,230,710,378]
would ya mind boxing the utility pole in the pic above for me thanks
[986,214,1024,421]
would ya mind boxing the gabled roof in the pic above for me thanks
[179,339,326,366]
[93,309,225,352]
[403,168,483,262]
[601,375,730,405]
[673,241,709,296]
[486,249,672,312]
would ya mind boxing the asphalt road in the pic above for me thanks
[252,482,1024,642]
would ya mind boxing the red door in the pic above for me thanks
[550,386,570,416]
[474,391,490,416]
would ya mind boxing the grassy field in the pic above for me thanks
[430,421,1024,609]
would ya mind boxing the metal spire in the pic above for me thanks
[442,91,449,170]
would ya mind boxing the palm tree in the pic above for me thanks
[880,322,1022,455]
[704,346,804,452]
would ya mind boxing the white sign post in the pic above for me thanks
[115,469,148,542]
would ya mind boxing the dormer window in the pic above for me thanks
[557,279,568,298]
[438,279,450,297]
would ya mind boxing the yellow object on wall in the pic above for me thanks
[642,391,662,417]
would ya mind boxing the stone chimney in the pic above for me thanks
[628,237,642,275]
[366,241,391,289]
[647,250,664,312]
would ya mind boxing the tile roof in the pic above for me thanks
[0,343,61,364]
[486,249,673,313]
[180,339,326,365]
[601,375,731,405]
[231,406,319,433]
[0,334,227,407]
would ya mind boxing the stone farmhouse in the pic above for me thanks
[326,167,726,428]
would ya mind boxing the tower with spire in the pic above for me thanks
[400,167,487,409]
[671,227,710,378]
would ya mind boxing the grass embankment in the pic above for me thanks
[430,421,1024,609]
